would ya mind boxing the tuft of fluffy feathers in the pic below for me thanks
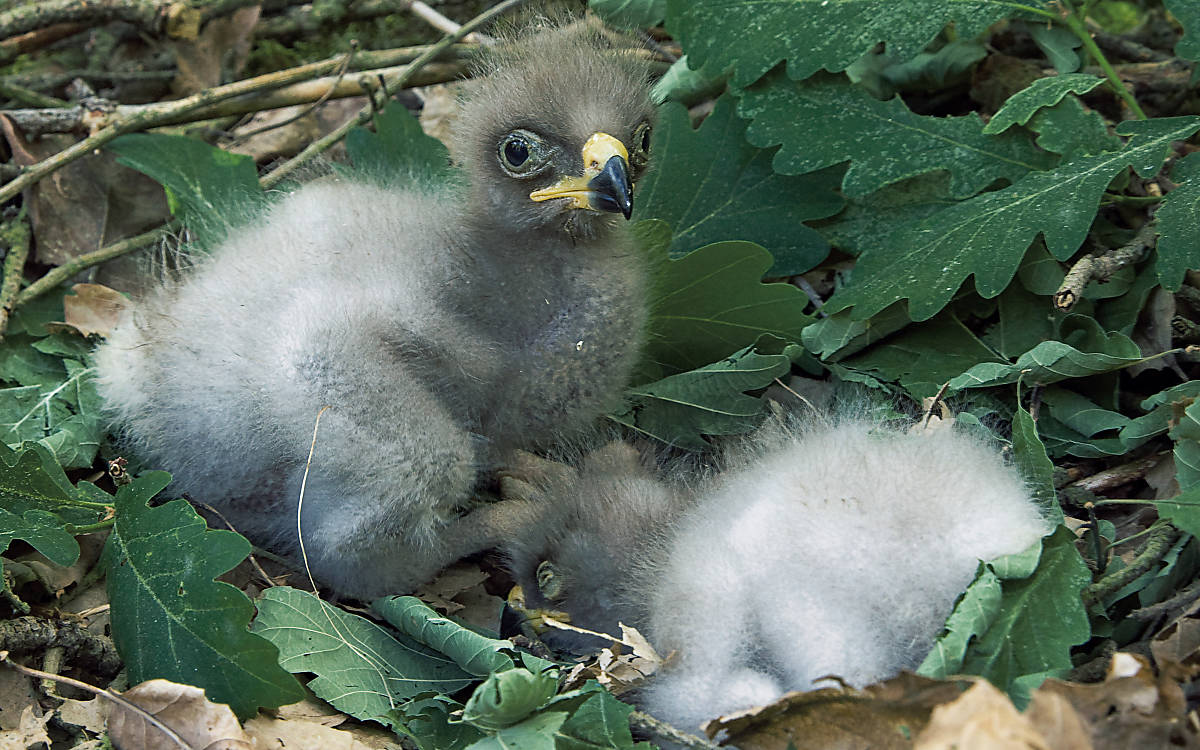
[503,414,1051,733]
[92,24,656,599]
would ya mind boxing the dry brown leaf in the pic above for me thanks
[915,678,1049,750]
[0,117,170,266]
[273,694,348,728]
[170,5,259,95]
[0,670,38,732]
[418,83,462,145]
[226,99,366,163]
[0,705,51,750]
[1022,690,1093,750]
[56,696,110,734]
[244,715,387,749]
[108,679,250,750]
[706,673,963,750]
[61,284,131,339]
[1033,652,1197,750]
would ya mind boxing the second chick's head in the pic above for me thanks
[454,23,656,239]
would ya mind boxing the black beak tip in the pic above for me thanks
[587,155,634,220]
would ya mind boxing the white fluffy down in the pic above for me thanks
[509,419,1052,734]
[639,420,1051,731]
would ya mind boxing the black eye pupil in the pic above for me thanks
[505,138,529,167]
[641,128,651,152]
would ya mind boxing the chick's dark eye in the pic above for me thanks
[640,126,652,153]
[504,138,529,167]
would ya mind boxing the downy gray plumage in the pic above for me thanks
[93,23,656,598]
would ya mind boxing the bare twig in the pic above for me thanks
[629,709,725,750]
[405,0,490,43]
[0,617,122,680]
[0,0,189,41]
[0,22,86,65]
[1082,522,1182,609]
[0,210,31,339]
[0,651,194,750]
[1,45,469,137]
[1054,222,1157,312]
[1066,452,1166,494]
[0,55,364,205]
[16,221,177,306]
[263,0,529,188]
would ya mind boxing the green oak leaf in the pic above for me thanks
[1166,0,1200,61]
[1120,381,1200,450]
[345,105,455,186]
[738,71,1055,199]
[1028,95,1121,158]
[799,303,913,363]
[372,595,553,677]
[107,133,266,248]
[634,95,842,276]
[814,171,955,259]
[589,0,665,27]
[1169,399,1200,492]
[825,117,1200,321]
[611,343,796,449]
[254,588,474,722]
[1158,484,1200,541]
[1156,152,1200,290]
[983,74,1105,134]
[665,0,1031,87]
[948,329,1142,391]
[957,527,1091,702]
[0,442,102,567]
[106,473,304,719]
[636,221,812,381]
[837,312,1003,401]
[1012,401,1063,523]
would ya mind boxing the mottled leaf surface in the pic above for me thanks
[634,96,842,275]
[254,588,472,721]
[665,0,1029,87]
[612,344,795,449]
[739,72,1055,198]
[1156,151,1200,290]
[826,117,1200,320]
[958,528,1091,696]
[106,474,303,719]
[983,74,1105,134]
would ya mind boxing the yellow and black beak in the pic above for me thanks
[529,133,634,219]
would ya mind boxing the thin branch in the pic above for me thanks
[263,0,530,188]
[16,221,177,306]
[1054,222,1157,312]
[1082,522,1181,609]
[1066,452,1166,494]
[1061,5,1149,120]
[629,709,724,750]
[0,55,361,205]
[404,0,490,44]
[0,0,265,42]
[0,209,31,339]
[1,44,469,137]
[0,651,195,750]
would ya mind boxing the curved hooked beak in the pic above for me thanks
[529,133,634,220]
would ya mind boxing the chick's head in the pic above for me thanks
[454,25,656,238]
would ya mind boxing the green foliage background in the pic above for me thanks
[1,0,1199,745]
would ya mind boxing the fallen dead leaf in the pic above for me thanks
[0,705,51,750]
[0,117,170,266]
[56,695,110,735]
[0,670,38,732]
[108,678,250,750]
[61,284,131,339]
[245,715,387,749]
[273,693,349,728]
[170,5,259,95]
[706,672,964,750]
[1032,652,1197,750]
[914,678,1050,750]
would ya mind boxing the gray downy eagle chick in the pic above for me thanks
[92,24,656,599]
[503,415,1051,734]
